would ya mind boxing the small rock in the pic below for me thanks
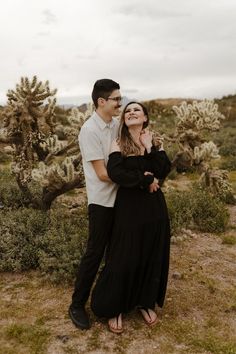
[56,335,70,344]
[176,236,183,242]
[172,272,183,280]
[189,267,195,272]
[4,145,14,154]
[72,202,80,208]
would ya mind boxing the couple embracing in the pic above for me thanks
[69,79,171,334]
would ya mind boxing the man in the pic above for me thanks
[69,79,122,330]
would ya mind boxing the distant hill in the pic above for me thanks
[141,94,236,124]
[1,93,236,123]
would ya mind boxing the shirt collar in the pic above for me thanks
[93,111,117,130]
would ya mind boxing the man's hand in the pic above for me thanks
[144,172,159,193]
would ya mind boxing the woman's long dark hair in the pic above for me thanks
[118,102,149,156]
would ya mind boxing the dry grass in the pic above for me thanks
[0,225,236,354]
[229,171,236,194]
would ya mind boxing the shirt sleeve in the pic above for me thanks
[146,146,172,179]
[107,152,154,188]
[78,126,104,162]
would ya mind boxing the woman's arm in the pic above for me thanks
[146,146,172,179]
[140,130,171,179]
[107,152,154,188]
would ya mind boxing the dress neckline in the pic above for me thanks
[109,151,145,158]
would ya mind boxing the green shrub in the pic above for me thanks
[0,208,47,271]
[167,168,178,180]
[0,168,42,208]
[212,127,236,157]
[166,185,229,234]
[37,206,88,283]
[190,185,229,233]
[220,156,236,171]
[0,169,25,208]
[0,205,88,283]
[166,189,194,234]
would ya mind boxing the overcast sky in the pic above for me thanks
[0,0,236,105]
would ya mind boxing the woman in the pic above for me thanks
[91,102,171,333]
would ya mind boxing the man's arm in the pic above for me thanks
[91,160,112,183]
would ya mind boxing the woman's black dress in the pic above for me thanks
[91,147,171,318]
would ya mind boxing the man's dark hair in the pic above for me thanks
[92,79,120,108]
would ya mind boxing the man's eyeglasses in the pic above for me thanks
[107,96,123,103]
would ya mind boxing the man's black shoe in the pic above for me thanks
[68,305,91,330]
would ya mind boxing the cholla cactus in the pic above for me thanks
[200,168,233,201]
[32,157,84,192]
[173,100,225,133]
[0,76,90,210]
[171,100,233,201]
[171,100,225,169]
[6,76,57,134]
[40,135,65,154]
[0,76,57,186]
[193,141,220,164]
[65,103,93,137]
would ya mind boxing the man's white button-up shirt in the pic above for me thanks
[79,111,119,207]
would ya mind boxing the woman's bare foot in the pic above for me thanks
[108,313,123,334]
[139,308,158,326]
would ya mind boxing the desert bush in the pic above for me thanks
[220,156,236,172]
[219,141,236,157]
[38,206,88,283]
[0,205,88,282]
[167,168,178,180]
[166,189,194,234]
[190,184,229,233]
[0,169,26,208]
[0,169,41,208]
[212,127,236,157]
[166,184,229,234]
[0,208,47,271]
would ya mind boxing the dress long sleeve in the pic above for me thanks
[107,152,154,188]
[146,146,171,179]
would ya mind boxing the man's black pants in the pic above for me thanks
[71,203,114,308]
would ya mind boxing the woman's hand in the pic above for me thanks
[139,129,153,153]
[144,172,159,193]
